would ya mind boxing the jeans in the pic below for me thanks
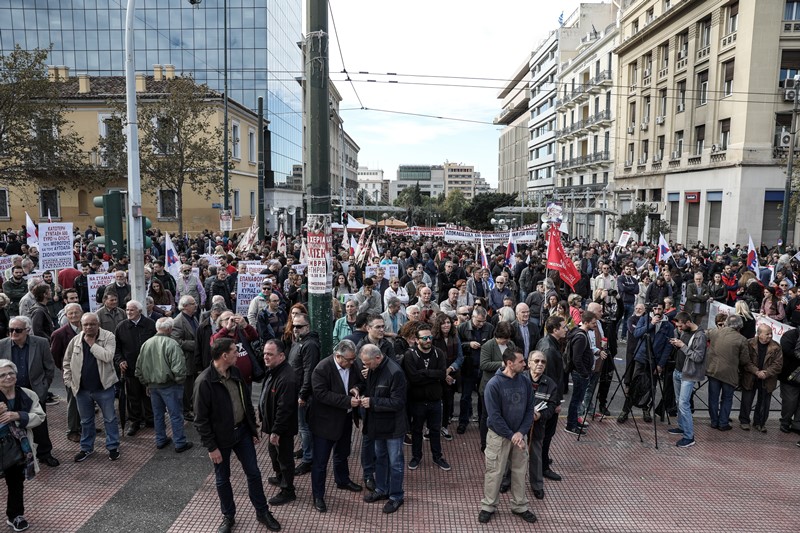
[707,377,735,428]
[75,386,120,452]
[298,402,313,464]
[580,373,600,418]
[409,401,443,462]
[672,370,696,440]
[621,303,634,336]
[214,425,269,518]
[374,436,404,502]
[458,366,480,425]
[567,371,591,429]
[149,384,187,449]
[312,425,352,499]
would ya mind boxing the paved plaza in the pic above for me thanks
[11,368,797,533]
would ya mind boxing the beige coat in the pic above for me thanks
[63,329,119,395]
[706,327,750,387]
[741,338,783,393]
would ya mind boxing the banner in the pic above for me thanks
[38,223,74,270]
[617,230,632,248]
[235,273,268,316]
[708,300,794,342]
[219,210,232,232]
[0,256,13,275]
[365,264,398,280]
[306,214,332,295]
[87,273,115,312]
[443,227,539,245]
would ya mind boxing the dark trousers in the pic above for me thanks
[32,402,53,458]
[312,422,353,499]
[479,397,488,451]
[780,380,800,430]
[622,360,655,413]
[739,385,772,427]
[410,401,443,461]
[126,374,153,425]
[541,412,558,469]
[214,426,269,518]
[458,366,480,424]
[442,383,457,424]
[66,387,81,435]
[267,433,295,492]
[528,435,545,491]
[3,463,24,520]
[655,360,677,416]
[183,372,196,415]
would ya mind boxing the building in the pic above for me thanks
[554,7,619,240]
[389,165,445,202]
[443,163,476,200]
[527,3,617,204]
[474,173,494,195]
[0,0,303,194]
[357,167,388,204]
[0,68,266,234]
[496,58,531,196]
[327,81,359,207]
[614,0,796,246]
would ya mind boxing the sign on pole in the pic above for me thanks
[39,223,74,271]
[219,210,232,232]
[306,214,331,295]
[87,273,116,312]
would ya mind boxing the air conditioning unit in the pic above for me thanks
[643,68,651,78]
[785,88,797,101]
[656,116,665,125]
[641,122,649,131]
[677,102,685,112]
[678,49,687,60]
[780,129,792,148]
[787,78,797,90]
[671,150,680,159]
[639,156,648,165]
[627,126,635,134]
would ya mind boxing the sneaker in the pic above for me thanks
[441,427,453,441]
[577,417,590,427]
[109,449,120,461]
[423,430,430,441]
[74,450,93,463]
[456,424,466,434]
[45,393,60,406]
[6,516,29,532]
[667,427,683,435]
[796,441,800,448]
[512,510,538,524]
[433,457,451,471]
[740,423,750,431]
[478,510,493,524]
[408,458,420,470]
[403,434,412,446]
[564,426,586,436]
[676,438,695,448]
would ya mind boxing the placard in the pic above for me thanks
[236,273,268,316]
[88,273,116,312]
[365,264,398,280]
[220,210,232,232]
[708,300,794,342]
[0,256,13,275]
[617,230,632,248]
[39,223,74,270]
[306,214,331,295]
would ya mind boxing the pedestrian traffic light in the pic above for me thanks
[93,191,125,259]
[342,211,348,226]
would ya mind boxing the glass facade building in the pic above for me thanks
[0,0,302,185]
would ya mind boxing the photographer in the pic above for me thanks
[210,311,264,387]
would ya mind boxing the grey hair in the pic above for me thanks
[127,300,143,312]
[210,302,228,314]
[358,343,382,361]
[725,314,743,330]
[156,317,174,332]
[178,295,196,310]
[406,305,420,315]
[81,312,99,325]
[63,303,82,314]
[472,306,488,319]
[0,359,18,373]
[27,276,43,290]
[146,296,154,305]
[386,296,400,307]
[334,339,357,357]
[8,315,32,330]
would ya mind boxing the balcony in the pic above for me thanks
[783,21,800,33]
[594,109,612,127]
[688,154,702,165]
[696,45,710,62]
[720,31,737,50]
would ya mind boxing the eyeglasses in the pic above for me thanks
[458,312,469,316]
[293,323,309,329]
[530,359,547,365]
[417,335,433,341]
[8,328,26,334]
[0,371,16,379]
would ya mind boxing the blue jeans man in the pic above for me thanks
[149,384,188,449]
[76,386,120,454]
[566,371,591,432]
[374,436,404,504]
[707,376,735,430]
[672,370,696,442]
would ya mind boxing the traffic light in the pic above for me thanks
[341,211,348,226]
[142,216,153,249]
[93,191,125,259]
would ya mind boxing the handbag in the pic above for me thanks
[0,434,24,472]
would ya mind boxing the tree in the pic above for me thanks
[443,189,468,222]
[462,192,517,230]
[0,46,102,191]
[647,218,671,244]
[393,182,423,209]
[100,77,224,235]
[616,203,657,241]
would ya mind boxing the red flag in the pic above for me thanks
[546,227,580,290]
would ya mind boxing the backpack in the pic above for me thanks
[563,327,588,374]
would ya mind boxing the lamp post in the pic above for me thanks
[382,212,389,233]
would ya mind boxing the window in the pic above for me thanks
[629,62,638,85]
[659,89,668,115]
[631,19,639,35]
[786,0,800,21]
[652,189,662,202]
[629,102,637,126]
[78,190,89,215]
[39,189,60,219]
[641,139,649,161]
[233,190,241,218]
[231,121,240,159]
[675,130,684,154]
[697,70,709,105]
[644,54,653,77]
[698,18,711,49]
[659,42,669,69]
[158,190,177,219]
[779,50,800,87]
[677,31,689,60]
[153,116,176,155]
[655,135,666,160]
[644,96,651,122]
[727,2,739,33]
[0,189,8,218]
[719,118,731,150]
[627,143,634,164]
[723,60,735,96]
[99,115,123,167]
[695,125,706,154]
[248,129,256,163]
[677,80,686,110]
[249,191,256,216]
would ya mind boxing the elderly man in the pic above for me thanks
[63,313,120,462]
[417,286,440,323]
[526,349,558,500]
[487,275,513,313]
[175,264,206,313]
[685,272,711,325]
[740,324,783,432]
[97,291,126,334]
[171,296,199,421]
[51,303,83,442]
[380,296,407,339]
[97,270,131,305]
[439,288,460,320]
[0,315,59,466]
[308,340,363,513]
[136,317,192,453]
[706,315,750,431]
[114,300,157,436]
[512,303,540,361]
[405,305,421,323]
[535,316,567,482]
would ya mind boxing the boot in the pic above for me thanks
[617,410,629,424]
[643,409,653,423]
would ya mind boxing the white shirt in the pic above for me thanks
[334,357,351,412]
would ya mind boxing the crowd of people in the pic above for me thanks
[0,222,798,530]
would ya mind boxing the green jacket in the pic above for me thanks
[135,333,187,388]
[2,277,27,316]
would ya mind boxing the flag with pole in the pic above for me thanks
[546,227,580,290]
[370,237,380,263]
[349,235,358,257]
[747,235,760,273]
[504,230,516,270]
[655,233,672,276]
[354,229,366,260]
[277,227,286,255]
[25,212,38,246]
[479,235,495,290]
[47,209,52,223]
[164,233,182,278]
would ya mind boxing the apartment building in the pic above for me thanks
[357,167,389,204]
[615,0,796,246]
[496,59,531,195]
[444,163,476,200]
[388,165,445,203]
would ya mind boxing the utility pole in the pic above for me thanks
[601,187,607,241]
[305,0,333,357]
[257,97,265,242]
[222,0,230,238]
[781,75,800,251]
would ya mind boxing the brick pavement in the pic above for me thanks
[12,390,799,533]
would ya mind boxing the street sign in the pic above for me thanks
[219,210,232,232]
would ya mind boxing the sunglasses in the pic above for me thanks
[8,328,26,334]
[293,323,309,329]
[417,335,433,341]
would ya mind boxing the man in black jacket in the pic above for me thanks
[308,340,364,513]
[456,307,494,434]
[194,338,281,533]
[564,311,596,436]
[402,323,451,472]
[526,349,559,500]
[535,316,567,482]
[114,300,156,436]
[287,313,320,475]
[259,339,298,507]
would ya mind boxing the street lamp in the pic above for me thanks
[382,212,389,233]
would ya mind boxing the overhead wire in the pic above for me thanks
[328,0,366,109]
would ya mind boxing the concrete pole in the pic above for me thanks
[781,82,799,251]
[257,97,265,242]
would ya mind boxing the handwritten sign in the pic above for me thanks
[87,273,115,312]
[236,273,267,316]
[39,223,74,270]
[365,264,398,280]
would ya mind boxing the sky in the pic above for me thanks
[323,0,583,187]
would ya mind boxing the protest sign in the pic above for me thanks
[236,273,268,316]
[88,273,115,312]
[0,256,13,275]
[306,215,331,295]
[365,264,398,280]
[708,300,794,342]
[39,223,74,270]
